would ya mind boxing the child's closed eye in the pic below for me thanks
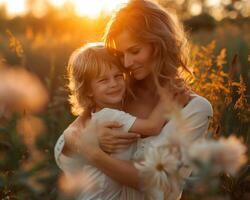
[98,78,108,83]
[115,74,124,78]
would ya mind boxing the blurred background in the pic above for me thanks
[0,0,249,199]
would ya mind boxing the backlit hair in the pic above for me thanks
[104,0,192,94]
[67,43,125,116]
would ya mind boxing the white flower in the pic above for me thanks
[188,139,215,162]
[134,145,181,191]
[0,67,49,115]
[17,115,45,146]
[213,135,247,175]
[160,116,193,165]
[188,136,247,175]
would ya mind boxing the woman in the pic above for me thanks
[56,0,213,199]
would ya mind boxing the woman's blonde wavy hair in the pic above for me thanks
[67,43,126,116]
[104,0,192,95]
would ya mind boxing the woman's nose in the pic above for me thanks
[124,54,133,68]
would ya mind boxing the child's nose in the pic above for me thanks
[109,78,118,87]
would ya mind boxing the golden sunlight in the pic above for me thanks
[0,0,128,18]
[0,0,26,16]
[73,0,128,18]
[50,0,65,7]
[51,0,129,18]
[1,0,225,18]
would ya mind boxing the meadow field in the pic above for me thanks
[0,2,250,199]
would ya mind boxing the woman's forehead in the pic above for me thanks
[114,30,139,52]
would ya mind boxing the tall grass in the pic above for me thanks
[0,22,249,199]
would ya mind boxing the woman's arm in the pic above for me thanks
[77,121,141,189]
[88,148,140,189]
[63,119,139,155]
[82,96,213,191]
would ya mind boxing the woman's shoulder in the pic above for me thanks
[185,94,213,117]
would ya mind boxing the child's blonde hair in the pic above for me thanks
[67,43,125,116]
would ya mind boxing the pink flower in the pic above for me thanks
[188,136,247,175]
[0,67,49,116]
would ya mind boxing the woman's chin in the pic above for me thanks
[133,73,145,80]
[133,72,151,81]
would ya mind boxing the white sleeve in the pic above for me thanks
[92,108,136,132]
[54,132,85,174]
[92,108,138,161]
[182,96,213,141]
[54,134,65,170]
[158,96,213,142]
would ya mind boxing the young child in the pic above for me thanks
[54,43,166,200]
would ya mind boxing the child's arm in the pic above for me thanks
[129,100,167,136]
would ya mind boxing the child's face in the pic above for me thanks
[89,66,126,110]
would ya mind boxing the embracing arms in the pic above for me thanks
[61,119,141,189]
[76,96,213,190]
[56,94,213,190]
[85,147,141,189]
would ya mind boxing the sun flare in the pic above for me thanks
[75,0,128,18]
[0,0,128,18]
[0,0,26,16]
[51,0,129,18]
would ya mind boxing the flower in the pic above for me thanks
[213,135,247,175]
[188,136,247,175]
[17,115,45,146]
[134,145,181,191]
[188,139,214,161]
[159,112,194,165]
[0,67,49,115]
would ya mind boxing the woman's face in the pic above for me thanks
[114,30,154,80]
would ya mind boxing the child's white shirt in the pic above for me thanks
[54,108,136,200]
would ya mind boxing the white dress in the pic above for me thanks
[55,94,213,200]
[54,108,137,200]
[120,94,213,200]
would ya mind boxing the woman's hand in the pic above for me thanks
[97,121,140,154]
[77,120,101,160]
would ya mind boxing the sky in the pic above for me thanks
[3,0,247,20]
[0,0,130,18]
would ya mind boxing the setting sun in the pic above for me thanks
[0,0,26,16]
[0,0,229,19]
[51,0,129,18]
[0,0,129,18]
